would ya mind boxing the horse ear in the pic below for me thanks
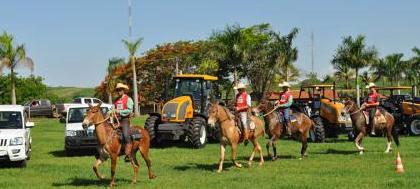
[97,102,102,107]
[88,103,92,108]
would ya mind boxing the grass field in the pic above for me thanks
[47,87,95,101]
[0,117,419,189]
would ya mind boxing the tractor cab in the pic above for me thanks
[296,84,353,142]
[146,74,219,148]
[376,86,420,135]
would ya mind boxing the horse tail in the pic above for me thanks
[392,123,400,147]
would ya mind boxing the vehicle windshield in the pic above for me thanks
[175,79,203,100]
[0,111,23,129]
[68,107,109,123]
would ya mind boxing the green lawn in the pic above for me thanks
[0,117,419,189]
[47,87,95,101]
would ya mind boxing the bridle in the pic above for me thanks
[344,101,363,115]
[89,109,120,130]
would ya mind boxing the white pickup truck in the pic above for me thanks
[56,97,111,118]
[62,104,112,154]
[0,105,34,167]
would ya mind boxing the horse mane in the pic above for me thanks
[219,104,234,120]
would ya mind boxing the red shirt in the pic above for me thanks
[235,92,248,112]
[366,91,379,104]
[114,94,129,110]
[276,91,291,105]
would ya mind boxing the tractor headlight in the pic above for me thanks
[66,130,77,137]
[10,137,23,146]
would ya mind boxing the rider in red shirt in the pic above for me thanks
[362,83,380,135]
[235,83,252,143]
[275,82,293,136]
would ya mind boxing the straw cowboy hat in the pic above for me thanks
[365,82,377,89]
[234,83,246,90]
[115,83,129,90]
[279,81,291,88]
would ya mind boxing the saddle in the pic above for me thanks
[362,109,387,125]
[113,125,143,142]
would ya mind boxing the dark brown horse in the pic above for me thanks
[207,102,265,173]
[82,103,156,187]
[343,99,399,154]
[252,99,313,160]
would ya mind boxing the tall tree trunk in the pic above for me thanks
[345,78,349,89]
[131,56,140,117]
[355,68,360,107]
[233,65,238,86]
[11,67,16,105]
[108,91,113,104]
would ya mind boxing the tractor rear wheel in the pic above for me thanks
[409,115,420,136]
[189,117,207,148]
[312,116,325,143]
[145,115,160,146]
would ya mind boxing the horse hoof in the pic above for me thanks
[236,164,243,168]
[217,170,222,173]
[247,161,252,167]
[149,174,157,179]
[299,157,303,160]
[359,151,364,155]
[258,162,264,166]
[109,182,115,187]
[131,181,137,185]
[99,175,105,180]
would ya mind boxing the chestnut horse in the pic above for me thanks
[82,103,156,187]
[252,99,313,160]
[207,102,265,173]
[343,99,399,154]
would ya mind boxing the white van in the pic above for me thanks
[0,105,34,167]
[62,104,112,154]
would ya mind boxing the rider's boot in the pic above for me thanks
[124,142,133,162]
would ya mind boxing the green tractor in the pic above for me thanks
[145,74,219,148]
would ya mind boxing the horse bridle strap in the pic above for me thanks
[93,111,120,130]
[262,106,279,117]
[346,103,363,115]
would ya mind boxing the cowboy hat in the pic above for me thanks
[365,82,376,89]
[115,83,129,90]
[279,81,291,88]
[234,83,246,90]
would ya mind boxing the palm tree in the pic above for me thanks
[360,71,375,85]
[383,53,405,86]
[275,28,299,81]
[332,35,378,106]
[122,38,143,117]
[0,32,33,104]
[106,57,125,104]
[370,58,388,86]
[333,63,354,89]
[406,47,420,87]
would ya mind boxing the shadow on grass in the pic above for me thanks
[0,162,25,169]
[150,140,195,149]
[313,148,358,155]
[52,177,132,187]
[49,149,98,158]
[173,162,235,172]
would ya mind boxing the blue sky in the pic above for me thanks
[1,0,419,87]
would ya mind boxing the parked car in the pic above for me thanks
[23,99,57,118]
[62,104,112,154]
[56,97,110,118]
[0,105,34,167]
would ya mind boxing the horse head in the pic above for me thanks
[253,99,272,115]
[82,102,103,129]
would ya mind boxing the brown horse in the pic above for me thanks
[207,102,265,173]
[82,103,156,187]
[343,99,399,154]
[252,99,314,160]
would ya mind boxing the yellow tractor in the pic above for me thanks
[377,86,420,135]
[295,84,353,142]
[145,74,219,148]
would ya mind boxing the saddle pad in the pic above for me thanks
[363,110,386,125]
[290,114,298,123]
[129,128,142,141]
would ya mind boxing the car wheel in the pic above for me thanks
[145,115,160,146]
[409,115,420,136]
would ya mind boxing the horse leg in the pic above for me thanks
[248,140,257,166]
[130,148,139,184]
[140,144,156,179]
[109,155,117,187]
[93,158,105,180]
[355,128,366,155]
[272,136,278,161]
[266,141,272,160]
[256,141,264,166]
[217,144,226,173]
[231,143,242,168]
[384,126,393,153]
[300,133,308,159]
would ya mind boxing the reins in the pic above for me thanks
[92,110,120,130]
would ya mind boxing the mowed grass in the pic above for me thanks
[0,117,419,189]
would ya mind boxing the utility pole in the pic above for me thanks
[311,31,314,73]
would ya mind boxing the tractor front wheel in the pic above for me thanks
[409,115,420,136]
[189,117,207,148]
[312,116,325,143]
[145,115,160,146]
